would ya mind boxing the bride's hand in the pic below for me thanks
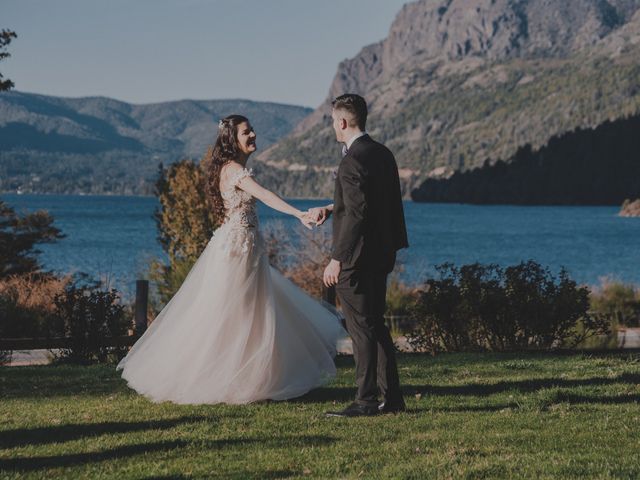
[296,211,314,230]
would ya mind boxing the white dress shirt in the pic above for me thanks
[345,131,367,150]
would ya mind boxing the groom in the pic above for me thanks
[310,93,409,417]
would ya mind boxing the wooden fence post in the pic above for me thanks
[135,280,149,335]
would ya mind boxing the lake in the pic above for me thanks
[2,193,639,299]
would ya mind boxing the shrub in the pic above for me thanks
[385,276,419,335]
[589,279,640,328]
[49,284,132,364]
[407,261,609,353]
[407,263,487,353]
[0,272,71,338]
[578,279,640,349]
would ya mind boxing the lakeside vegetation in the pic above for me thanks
[2,165,640,365]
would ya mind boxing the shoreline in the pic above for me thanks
[0,191,334,201]
[1,192,634,207]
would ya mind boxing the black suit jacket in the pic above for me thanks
[332,134,409,273]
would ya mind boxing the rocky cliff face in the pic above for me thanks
[381,0,630,63]
[259,0,640,201]
[620,199,640,216]
[302,0,640,116]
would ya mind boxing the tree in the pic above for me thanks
[147,160,221,306]
[0,198,64,362]
[0,200,65,278]
[0,29,17,91]
[153,159,219,264]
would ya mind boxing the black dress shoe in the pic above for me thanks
[325,402,380,417]
[378,399,406,414]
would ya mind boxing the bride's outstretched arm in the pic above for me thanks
[236,174,314,229]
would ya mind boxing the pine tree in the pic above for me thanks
[0,200,64,278]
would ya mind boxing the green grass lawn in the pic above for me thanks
[1,352,639,479]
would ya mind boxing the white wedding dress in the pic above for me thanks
[117,167,345,404]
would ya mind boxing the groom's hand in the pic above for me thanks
[296,211,315,230]
[308,206,331,226]
[323,259,341,287]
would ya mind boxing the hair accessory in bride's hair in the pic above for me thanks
[218,119,225,129]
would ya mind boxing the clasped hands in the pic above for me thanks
[296,206,332,230]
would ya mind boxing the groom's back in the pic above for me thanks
[346,135,408,272]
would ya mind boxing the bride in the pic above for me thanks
[117,114,345,404]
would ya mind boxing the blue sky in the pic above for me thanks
[2,0,410,108]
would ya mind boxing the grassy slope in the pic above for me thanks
[387,51,640,172]
[1,352,639,479]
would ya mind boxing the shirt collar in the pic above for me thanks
[345,131,367,150]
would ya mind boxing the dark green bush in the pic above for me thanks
[407,261,609,353]
[50,285,132,364]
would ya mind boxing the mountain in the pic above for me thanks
[257,0,640,203]
[0,92,311,195]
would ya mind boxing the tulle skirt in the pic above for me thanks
[117,224,345,404]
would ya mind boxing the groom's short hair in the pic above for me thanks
[332,94,367,130]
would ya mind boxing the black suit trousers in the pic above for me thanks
[336,268,403,406]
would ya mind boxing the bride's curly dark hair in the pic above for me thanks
[201,114,249,220]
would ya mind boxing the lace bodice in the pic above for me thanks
[211,167,262,256]
[221,167,258,228]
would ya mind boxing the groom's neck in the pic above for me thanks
[344,129,366,148]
